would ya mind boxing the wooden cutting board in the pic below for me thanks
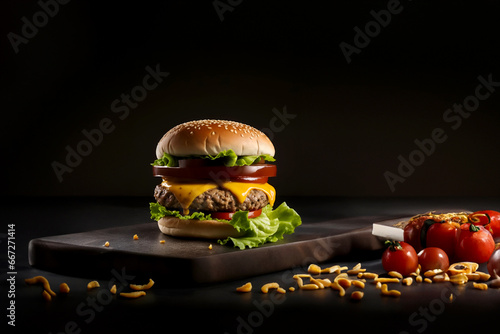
[28,216,403,284]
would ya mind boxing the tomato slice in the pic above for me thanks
[210,209,262,220]
[229,176,269,183]
[152,164,276,183]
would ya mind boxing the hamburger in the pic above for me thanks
[149,119,301,249]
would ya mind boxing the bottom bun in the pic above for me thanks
[157,216,245,239]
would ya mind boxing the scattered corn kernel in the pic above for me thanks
[380,284,401,297]
[301,284,320,290]
[120,291,146,299]
[236,282,252,292]
[337,278,351,289]
[307,264,322,275]
[330,281,345,297]
[388,271,403,279]
[130,279,155,291]
[336,266,349,273]
[334,273,348,282]
[358,272,378,280]
[322,265,340,274]
[432,274,449,283]
[87,280,100,290]
[42,290,52,301]
[374,277,400,283]
[347,268,367,275]
[261,282,280,293]
[310,278,324,289]
[351,291,364,300]
[424,269,443,277]
[476,271,491,281]
[104,241,110,247]
[59,283,70,294]
[449,273,468,285]
[25,276,56,297]
[351,280,365,289]
[347,263,365,275]
[402,277,413,286]
[465,273,480,281]
[473,282,488,291]
[133,234,139,240]
[293,276,303,287]
[316,278,332,288]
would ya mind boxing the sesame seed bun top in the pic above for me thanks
[155,119,275,158]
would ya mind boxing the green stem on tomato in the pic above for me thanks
[384,240,403,251]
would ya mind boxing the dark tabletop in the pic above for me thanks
[2,196,500,334]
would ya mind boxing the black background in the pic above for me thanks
[2,0,500,198]
[2,3,500,334]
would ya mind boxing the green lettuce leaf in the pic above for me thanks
[150,202,212,221]
[149,202,301,250]
[233,153,275,166]
[218,203,301,249]
[151,149,275,167]
[151,153,178,167]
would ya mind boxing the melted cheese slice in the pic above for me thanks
[161,180,217,215]
[222,181,276,207]
[161,179,276,215]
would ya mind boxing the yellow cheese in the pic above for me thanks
[161,180,217,215]
[161,179,276,214]
[221,181,276,206]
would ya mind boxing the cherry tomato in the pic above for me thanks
[404,218,426,252]
[210,209,262,220]
[487,247,500,279]
[455,223,495,263]
[418,247,450,272]
[403,215,442,252]
[469,210,500,238]
[426,221,458,260]
[382,241,419,277]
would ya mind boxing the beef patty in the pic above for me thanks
[154,184,270,213]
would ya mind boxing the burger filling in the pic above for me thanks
[154,186,270,214]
